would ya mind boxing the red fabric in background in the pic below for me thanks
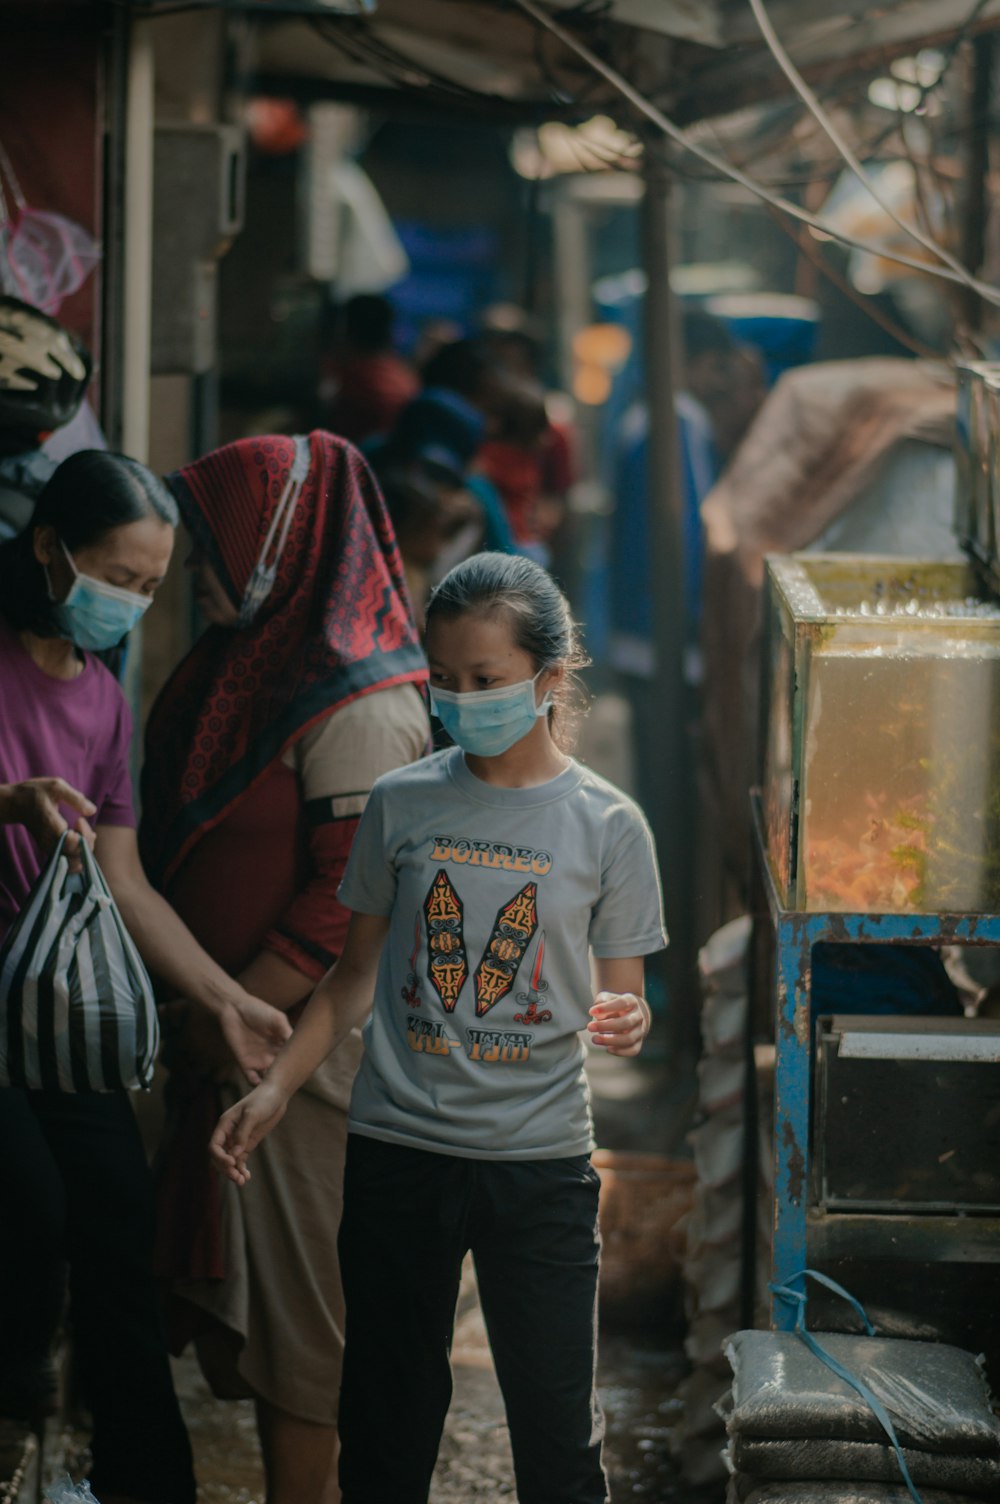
[476,440,543,545]
[325,353,419,446]
[541,422,575,496]
[140,430,425,888]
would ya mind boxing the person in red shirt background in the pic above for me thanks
[476,316,577,566]
[319,294,419,447]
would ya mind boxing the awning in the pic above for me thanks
[231,0,1000,127]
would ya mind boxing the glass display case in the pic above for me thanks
[761,555,1000,914]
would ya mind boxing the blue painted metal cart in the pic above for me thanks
[752,793,1000,1331]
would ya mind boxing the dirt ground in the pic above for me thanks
[165,1271,693,1504]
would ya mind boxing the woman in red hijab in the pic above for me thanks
[141,431,428,1504]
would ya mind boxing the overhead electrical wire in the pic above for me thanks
[747,0,997,303]
[312,18,488,101]
[768,208,946,360]
[510,0,1000,308]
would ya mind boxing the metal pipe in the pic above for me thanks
[639,149,699,1057]
[100,6,129,449]
[123,18,154,464]
[121,18,155,747]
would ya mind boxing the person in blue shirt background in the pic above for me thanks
[609,308,736,685]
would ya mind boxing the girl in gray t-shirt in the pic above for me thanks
[212,552,666,1504]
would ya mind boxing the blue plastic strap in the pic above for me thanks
[769,1270,924,1504]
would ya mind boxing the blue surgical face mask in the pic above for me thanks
[431,670,553,758]
[49,540,152,651]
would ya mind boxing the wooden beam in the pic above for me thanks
[961,32,994,331]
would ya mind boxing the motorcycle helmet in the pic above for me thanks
[0,295,92,437]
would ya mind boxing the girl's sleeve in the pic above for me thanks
[588,804,669,959]
[262,685,428,981]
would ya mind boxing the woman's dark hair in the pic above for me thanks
[420,338,494,401]
[425,551,590,749]
[0,449,178,636]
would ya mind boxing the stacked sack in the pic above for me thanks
[721,1328,1000,1502]
[671,917,753,1486]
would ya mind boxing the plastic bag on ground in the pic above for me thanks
[44,1476,99,1503]
[728,1436,1000,1496]
[690,1103,744,1190]
[698,1052,746,1112]
[700,987,747,1056]
[723,1329,1000,1454]
[699,914,753,990]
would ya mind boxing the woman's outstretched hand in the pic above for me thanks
[587,991,651,1058]
[218,994,293,1084]
[210,1081,289,1185]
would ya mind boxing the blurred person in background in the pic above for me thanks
[411,316,463,371]
[611,308,735,681]
[419,335,506,420]
[368,387,516,621]
[475,374,567,567]
[319,293,418,446]
[673,308,736,537]
[478,308,574,565]
[143,431,428,1504]
[418,334,568,564]
[706,343,767,463]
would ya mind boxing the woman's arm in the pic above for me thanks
[211,909,389,1185]
[238,950,314,1010]
[256,687,429,986]
[95,824,291,1079]
[587,956,652,1058]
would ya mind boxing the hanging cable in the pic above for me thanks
[509,0,1000,308]
[767,207,945,360]
[748,0,995,297]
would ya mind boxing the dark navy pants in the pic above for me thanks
[0,1088,196,1504]
[337,1133,608,1504]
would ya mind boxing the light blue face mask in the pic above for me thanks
[49,541,152,651]
[431,670,553,758]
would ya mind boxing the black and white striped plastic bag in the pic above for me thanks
[0,832,159,1091]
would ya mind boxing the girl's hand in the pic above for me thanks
[209,1081,289,1185]
[587,991,651,1058]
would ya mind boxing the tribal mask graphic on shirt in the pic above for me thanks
[474,883,539,1016]
[420,873,542,1018]
[424,870,469,1011]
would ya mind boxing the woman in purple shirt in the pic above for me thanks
[0,451,290,1504]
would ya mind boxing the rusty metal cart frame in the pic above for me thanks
[750,793,1000,1331]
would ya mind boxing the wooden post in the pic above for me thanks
[961,33,993,335]
[639,149,699,1057]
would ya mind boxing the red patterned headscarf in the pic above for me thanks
[140,430,426,886]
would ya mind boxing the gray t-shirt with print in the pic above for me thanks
[338,747,668,1160]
